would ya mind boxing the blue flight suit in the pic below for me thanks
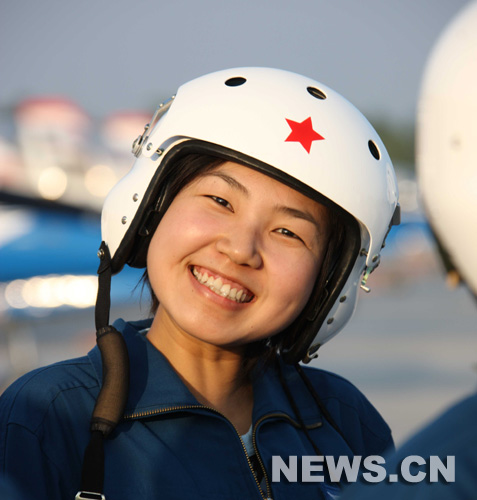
[1,318,393,499]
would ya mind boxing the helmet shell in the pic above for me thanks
[101,67,399,354]
[417,2,477,296]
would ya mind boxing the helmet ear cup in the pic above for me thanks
[127,211,160,269]
[281,214,361,364]
[109,189,166,274]
[127,187,169,269]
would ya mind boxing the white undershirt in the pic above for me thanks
[241,426,254,456]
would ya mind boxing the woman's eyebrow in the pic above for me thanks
[206,171,249,196]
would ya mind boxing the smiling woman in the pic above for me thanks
[143,155,341,369]
[150,162,328,356]
[0,67,399,500]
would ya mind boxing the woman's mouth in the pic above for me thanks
[191,266,254,303]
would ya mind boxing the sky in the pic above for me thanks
[0,0,471,125]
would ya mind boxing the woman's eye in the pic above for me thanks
[275,228,302,241]
[208,195,233,211]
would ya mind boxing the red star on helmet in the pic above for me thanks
[285,117,324,153]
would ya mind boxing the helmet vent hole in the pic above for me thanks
[307,86,327,100]
[368,140,381,160]
[225,77,247,87]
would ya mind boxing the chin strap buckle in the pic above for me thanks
[75,492,106,500]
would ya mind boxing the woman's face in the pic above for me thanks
[147,161,330,349]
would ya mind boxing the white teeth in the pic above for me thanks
[220,283,231,297]
[192,267,252,303]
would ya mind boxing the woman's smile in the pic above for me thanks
[191,265,254,303]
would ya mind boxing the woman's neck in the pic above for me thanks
[147,308,254,434]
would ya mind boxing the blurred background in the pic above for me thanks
[1,0,476,445]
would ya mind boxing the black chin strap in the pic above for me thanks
[76,242,130,500]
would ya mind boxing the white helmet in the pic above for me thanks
[101,67,399,362]
[417,2,477,298]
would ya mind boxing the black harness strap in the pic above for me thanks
[77,243,130,499]
[277,361,346,490]
[295,363,351,449]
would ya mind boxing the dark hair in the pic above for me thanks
[140,153,345,370]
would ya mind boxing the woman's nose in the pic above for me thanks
[215,227,263,269]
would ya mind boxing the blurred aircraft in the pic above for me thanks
[0,97,149,319]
